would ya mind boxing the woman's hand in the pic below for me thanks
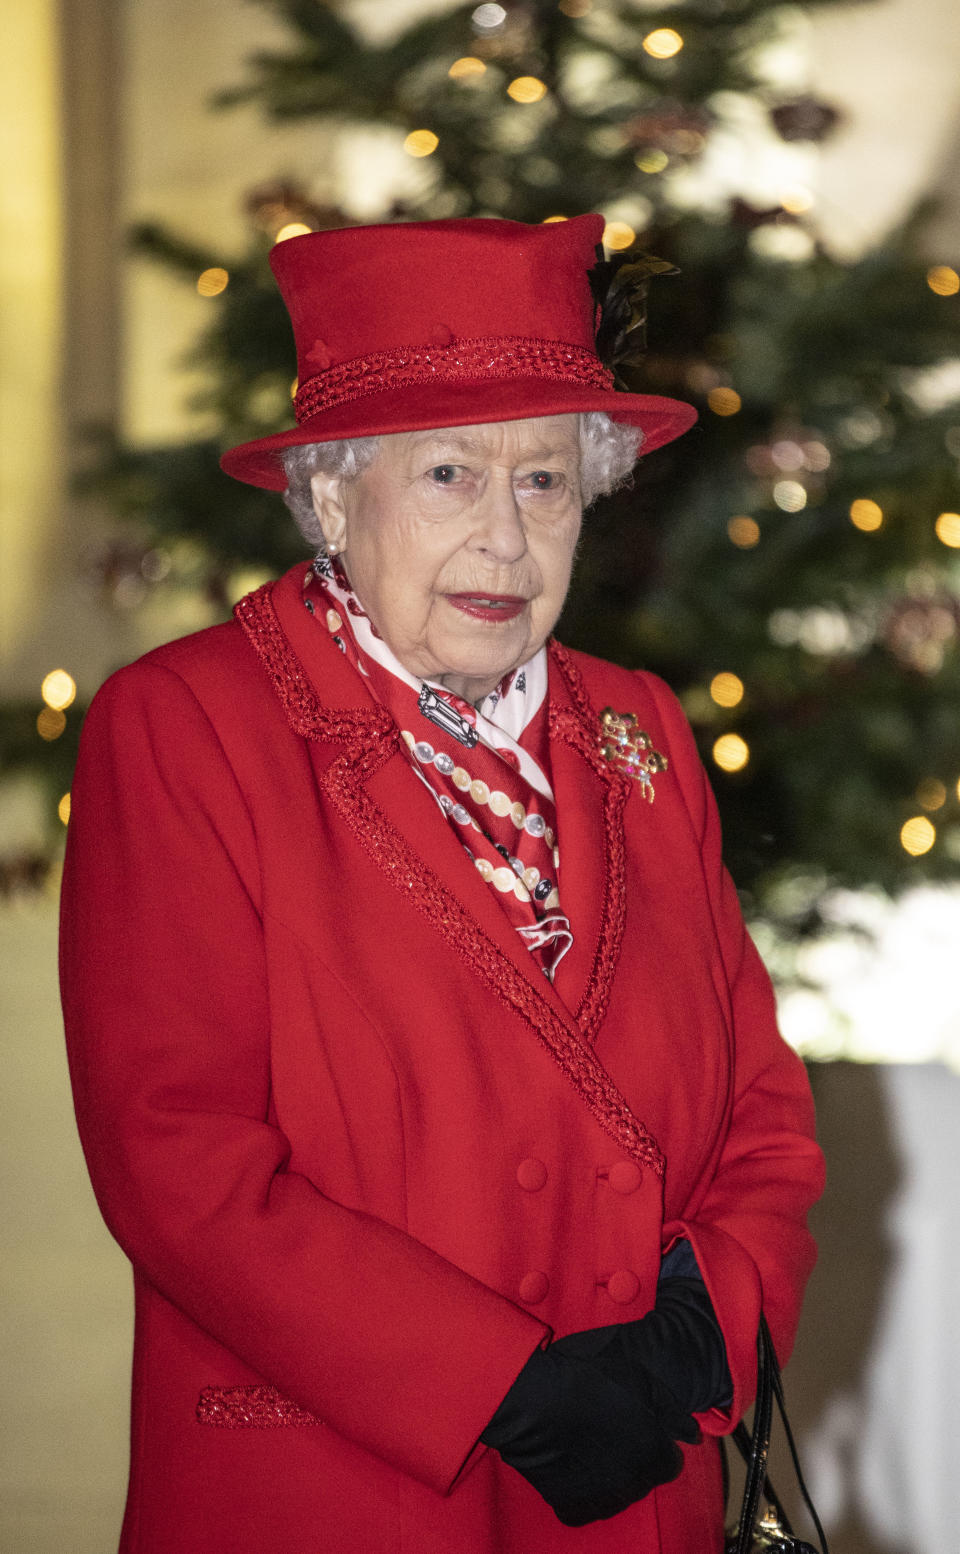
[558,1247,733,1418]
[481,1340,697,1525]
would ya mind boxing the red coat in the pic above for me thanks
[60,562,824,1554]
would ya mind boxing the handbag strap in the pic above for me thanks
[731,1316,829,1554]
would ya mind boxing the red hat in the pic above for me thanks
[220,213,697,490]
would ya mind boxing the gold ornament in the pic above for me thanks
[599,708,667,800]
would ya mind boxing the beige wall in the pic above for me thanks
[811,0,960,257]
[0,1,64,691]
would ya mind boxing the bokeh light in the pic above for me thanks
[196,267,229,297]
[643,29,683,59]
[37,707,66,741]
[728,516,760,548]
[771,440,803,470]
[41,669,76,710]
[849,498,883,531]
[710,672,745,709]
[712,733,750,772]
[404,130,439,157]
[542,214,568,224]
[707,387,742,416]
[602,221,636,250]
[781,185,814,214]
[507,76,548,104]
[804,440,831,472]
[916,777,947,811]
[934,511,960,547]
[274,222,312,243]
[635,149,669,174]
[900,816,935,856]
[773,480,807,512]
[558,0,591,14]
[58,793,72,826]
[472,3,506,28]
[447,55,481,83]
[448,56,486,79]
[927,265,960,297]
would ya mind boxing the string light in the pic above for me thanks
[404,130,439,157]
[849,498,883,531]
[507,76,548,103]
[935,511,960,547]
[37,707,66,741]
[448,56,486,79]
[472,2,506,27]
[710,672,744,709]
[804,440,831,472]
[602,221,636,250]
[707,387,741,416]
[916,778,947,811]
[773,480,806,512]
[728,516,760,548]
[927,266,959,297]
[196,267,229,297]
[770,440,804,471]
[58,793,72,826]
[41,669,76,710]
[274,222,312,243]
[900,816,935,856]
[643,29,683,59]
[712,733,750,772]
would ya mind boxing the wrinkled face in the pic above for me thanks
[310,416,583,703]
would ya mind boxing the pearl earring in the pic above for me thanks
[327,540,340,556]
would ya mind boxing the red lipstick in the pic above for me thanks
[445,594,526,623]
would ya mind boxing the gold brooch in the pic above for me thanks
[599,708,668,801]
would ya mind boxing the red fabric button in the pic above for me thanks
[605,1270,640,1304]
[518,1271,550,1304]
[516,1158,548,1191]
[607,1161,642,1195]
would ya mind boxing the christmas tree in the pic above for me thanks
[14,0,960,929]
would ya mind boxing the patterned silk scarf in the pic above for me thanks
[300,556,573,980]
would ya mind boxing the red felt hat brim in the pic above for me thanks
[219,379,698,491]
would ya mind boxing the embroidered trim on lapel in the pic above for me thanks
[548,641,630,1047]
[235,584,394,747]
[236,583,664,1179]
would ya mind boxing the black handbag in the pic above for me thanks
[725,1317,829,1554]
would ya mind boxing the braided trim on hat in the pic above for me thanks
[294,336,613,422]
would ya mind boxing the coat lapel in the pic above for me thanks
[235,569,664,1179]
[547,640,632,1041]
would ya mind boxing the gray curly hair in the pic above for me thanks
[280,412,642,549]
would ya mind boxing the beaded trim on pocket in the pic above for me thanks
[196,1385,321,1428]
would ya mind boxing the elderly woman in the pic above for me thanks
[61,215,824,1554]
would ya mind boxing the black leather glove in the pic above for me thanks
[630,1270,733,1413]
[553,1241,732,1417]
[481,1342,697,1526]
